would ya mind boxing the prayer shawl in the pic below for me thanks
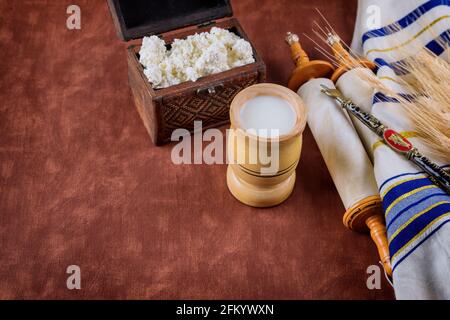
[347,0,450,299]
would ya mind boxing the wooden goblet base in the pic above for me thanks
[226,166,296,208]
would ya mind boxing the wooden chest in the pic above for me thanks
[107,0,266,145]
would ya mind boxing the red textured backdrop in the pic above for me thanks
[0,0,394,299]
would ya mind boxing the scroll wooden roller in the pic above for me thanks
[285,32,392,276]
[327,34,376,82]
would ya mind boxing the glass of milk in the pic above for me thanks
[227,83,307,207]
[239,95,297,138]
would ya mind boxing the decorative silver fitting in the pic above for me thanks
[326,33,341,46]
[285,32,299,46]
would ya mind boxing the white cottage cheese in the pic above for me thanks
[139,27,255,89]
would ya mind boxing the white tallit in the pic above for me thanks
[345,0,450,299]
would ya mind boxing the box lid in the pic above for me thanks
[107,0,233,41]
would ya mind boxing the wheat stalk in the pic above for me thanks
[354,45,450,162]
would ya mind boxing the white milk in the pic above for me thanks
[239,95,296,137]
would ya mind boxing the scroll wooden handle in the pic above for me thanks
[285,32,335,91]
[330,40,352,67]
[286,32,310,67]
[366,215,392,276]
[328,33,376,82]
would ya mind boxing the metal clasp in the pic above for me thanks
[197,84,223,95]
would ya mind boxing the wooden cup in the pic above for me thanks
[226,83,307,207]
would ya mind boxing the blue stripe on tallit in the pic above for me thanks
[374,58,407,75]
[387,193,449,231]
[372,30,450,75]
[381,176,450,271]
[426,29,450,53]
[382,178,434,212]
[372,92,416,104]
[389,202,450,268]
[392,219,450,272]
[362,0,450,43]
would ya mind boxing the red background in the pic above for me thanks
[0,0,394,299]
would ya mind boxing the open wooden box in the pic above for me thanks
[107,0,266,145]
